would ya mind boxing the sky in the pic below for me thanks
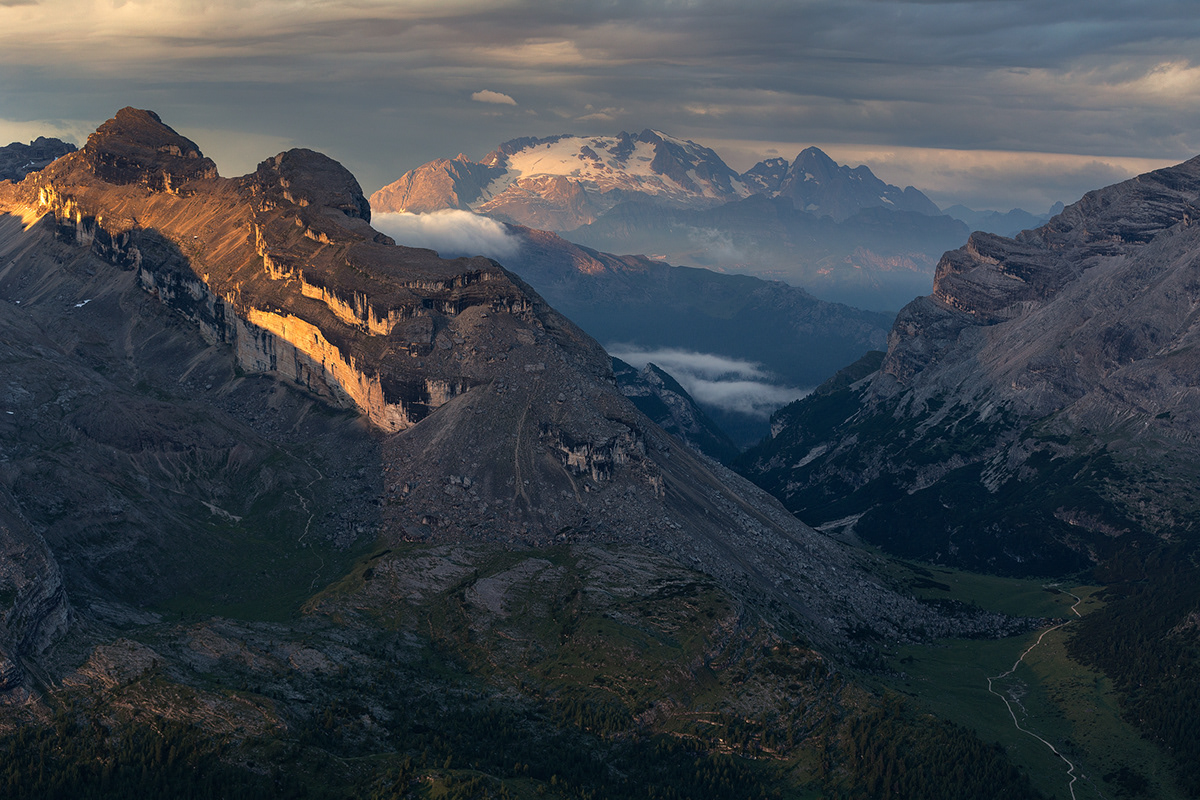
[2,0,1200,211]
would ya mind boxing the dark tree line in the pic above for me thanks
[1069,552,1200,796]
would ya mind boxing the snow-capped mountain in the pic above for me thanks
[372,129,747,230]
[370,132,942,231]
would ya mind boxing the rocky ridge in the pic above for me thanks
[611,357,740,464]
[739,156,1200,573]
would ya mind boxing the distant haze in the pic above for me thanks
[1,2,1197,213]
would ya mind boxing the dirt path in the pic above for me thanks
[986,589,1084,800]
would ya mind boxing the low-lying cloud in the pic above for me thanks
[372,210,521,261]
[609,346,808,418]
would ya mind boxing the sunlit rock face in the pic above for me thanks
[19,108,534,433]
[740,156,1200,575]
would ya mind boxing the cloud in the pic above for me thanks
[684,226,745,264]
[371,210,521,261]
[576,106,625,122]
[5,1,1200,210]
[471,90,517,106]
[609,346,808,418]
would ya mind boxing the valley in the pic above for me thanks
[873,563,1187,800]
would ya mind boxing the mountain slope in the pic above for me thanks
[612,357,741,463]
[0,107,1049,798]
[738,155,1200,575]
[0,107,1004,667]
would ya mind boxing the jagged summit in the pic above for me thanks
[82,106,218,189]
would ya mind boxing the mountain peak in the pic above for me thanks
[81,106,217,190]
[252,147,371,222]
[796,145,836,165]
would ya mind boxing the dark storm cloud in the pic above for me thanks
[2,1,1198,209]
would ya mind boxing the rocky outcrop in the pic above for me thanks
[612,357,740,463]
[0,489,69,692]
[82,107,217,190]
[369,153,506,214]
[739,155,1200,574]
[0,137,76,183]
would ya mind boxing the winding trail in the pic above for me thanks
[292,456,326,590]
[293,458,326,546]
[987,589,1084,800]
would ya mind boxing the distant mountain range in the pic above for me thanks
[942,201,1065,238]
[371,132,970,310]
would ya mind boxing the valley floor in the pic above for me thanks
[873,562,1186,800]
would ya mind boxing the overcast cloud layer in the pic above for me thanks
[2,1,1199,211]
